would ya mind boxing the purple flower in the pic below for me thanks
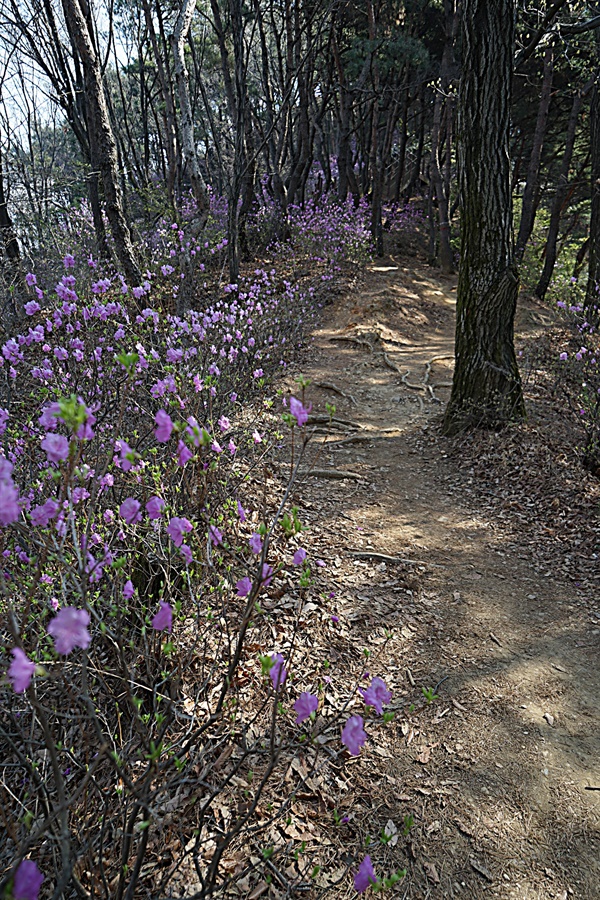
[180,544,193,564]
[209,525,223,546]
[177,440,193,466]
[559,352,568,361]
[289,396,311,427]
[154,409,173,442]
[270,653,287,689]
[167,516,193,547]
[8,648,35,693]
[261,563,274,587]
[25,272,37,286]
[13,859,44,900]
[354,855,377,893]
[249,532,263,554]
[30,498,59,527]
[47,607,91,655]
[359,676,392,715]
[146,496,165,520]
[25,301,40,316]
[292,548,307,566]
[341,715,367,756]
[41,433,69,463]
[63,254,75,269]
[0,478,20,526]
[236,576,252,597]
[237,500,246,522]
[39,403,60,431]
[120,498,142,525]
[218,415,230,432]
[152,601,172,632]
[123,580,135,599]
[252,430,263,444]
[294,692,318,724]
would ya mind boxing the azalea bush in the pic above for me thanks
[0,193,416,897]
[551,289,600,473]
[0,379,400,898]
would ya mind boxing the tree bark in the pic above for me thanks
[586,31,600,312]
[60,0,142,288]
[514,42,554,264]
[535,79,592,300]
[443,0,525,436]
[171,0,211,229]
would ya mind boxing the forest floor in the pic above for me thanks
[274,236,600,900]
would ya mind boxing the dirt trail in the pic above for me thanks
[289,252,600,899]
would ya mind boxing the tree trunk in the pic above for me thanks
[586,34,600,312]
[514,42,554,264]
[60,0,141,289]
[535,79,592,300]
[443,0,525,436]
[171,0,210,229]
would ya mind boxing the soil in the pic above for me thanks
[278,242,600,899]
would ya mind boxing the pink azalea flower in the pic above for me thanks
[177,440,193,466]
[41,433,69,463]
[341,715,367,756]
[354,855,377,893]
[13,859,45,900]
[28,497,53,527]
[359,676,392,715]
[47,607,91,655]
[152,601,172,633]
[154,409,173,442]
[166,516,193,547]
[8,648,35,693]
[294,692,318,724]
[249,532,263,554]
[123,580,135,599]
[289,396,311,427]
[292,548,307,566]
[39,403,60,431]
[236,576,252,597]
[252,430,262,444]
[261,563,274,587]
[208,525,223,546]
[0,478,20,526]
[120,498,142,524]
[270,653,286,689]
[145,496,165,520]
[180,544,193,564]
[237,500,246,522]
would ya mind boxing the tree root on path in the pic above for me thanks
[315,381,357,405]
[300,469,363,481]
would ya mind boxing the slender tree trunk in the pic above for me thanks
[515,42,554,264]
[0,147,24,316]
[536,79,592,299]
[443,0,525,435]
[586,32,600,312]
[60,0,141,288]
[171,0,210,229]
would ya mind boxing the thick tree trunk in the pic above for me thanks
[514,43,554,264]
[535,79,592,300]
[443,0,525,436]
[172,0,210,229]
[60,0,141,289]
[586,41,600,311]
